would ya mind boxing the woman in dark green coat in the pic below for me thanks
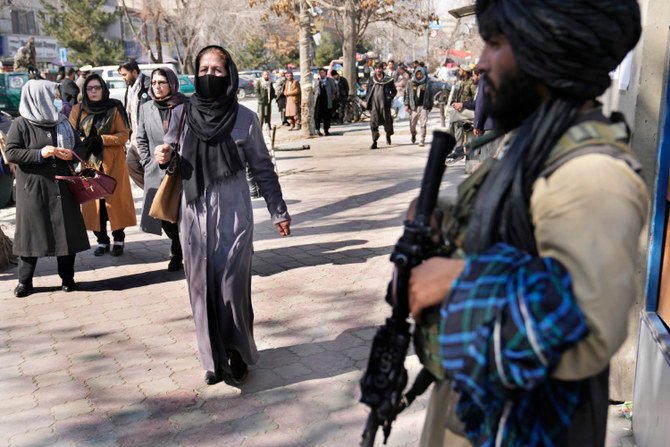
[5,80,89,297]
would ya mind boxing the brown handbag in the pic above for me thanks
[55,151,117,204]
[149,110,186,224]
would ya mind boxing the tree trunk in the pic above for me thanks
[0,227,14,272]
[299,0,315,137]
[154,23,164,63]
[342,0,357,97]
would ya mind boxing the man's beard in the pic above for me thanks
[485,70,542,132]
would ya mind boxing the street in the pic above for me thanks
[0,112,633,446]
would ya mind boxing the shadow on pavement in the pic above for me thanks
[76,268,185,292]
[252,239,393,277]
[43,326,381,446]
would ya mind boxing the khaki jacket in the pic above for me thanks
[69,104,137,232]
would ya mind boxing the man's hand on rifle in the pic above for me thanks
[409,257,464,320]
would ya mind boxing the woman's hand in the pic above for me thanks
[275,220,291,236]
[154,144,173,165]
[54,148,73,160]
[41,145,57,158]
[409,257,465,320]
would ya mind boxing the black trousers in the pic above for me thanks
[314,98,331,132]
[564,366,610,447]
[161,220,182,259]
[93,199,125,244]
[18,254,75,284]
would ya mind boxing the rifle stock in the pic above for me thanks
[359,131,455,445]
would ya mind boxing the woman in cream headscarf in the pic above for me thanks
[5,80,89,297]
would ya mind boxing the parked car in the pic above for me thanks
[178,75,195,96]
[239,70,263,79]
[0,72,29,116]
[106,78,127,102]
[237,75,256,99]
[91,63,179,82]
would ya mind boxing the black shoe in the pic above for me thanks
[386,135,392,145]
[370,141,378,150]
[14,282,33,298]
[167,256,183,272]
[62,279,76,292]
[94,244,109,256]
[110,243,124,257]
[204,370,223,385]
[447,147,466,160]
[411,134,416,144]
[228,350,248,385]
[324,130,330,136]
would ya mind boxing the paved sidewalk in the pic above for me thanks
[0,112,635,446]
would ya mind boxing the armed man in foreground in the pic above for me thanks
[409,1,648,446]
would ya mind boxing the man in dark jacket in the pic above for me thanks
[404,67,433,146]
[59,68,79,105]
[313,68,337,136]
[119,58,151,189]
[366,62,397,149]
[332,71,349,123]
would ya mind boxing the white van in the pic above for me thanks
[90,63,179,81]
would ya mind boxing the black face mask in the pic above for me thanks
[197,74,230,99]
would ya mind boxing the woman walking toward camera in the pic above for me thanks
[70,74,136,257]
[136,68,186,271]
[154,45,291,386]
[5,80,89,297]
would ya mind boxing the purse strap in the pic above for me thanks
[174,107,187,153]
[165,108,187,174]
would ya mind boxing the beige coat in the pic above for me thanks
[69,104,136,232]
[283,79,301,117]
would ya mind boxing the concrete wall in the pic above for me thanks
[601,0,670,402]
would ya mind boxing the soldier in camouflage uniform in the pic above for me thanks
[446,65,478,145]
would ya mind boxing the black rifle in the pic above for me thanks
[359,131,455,445]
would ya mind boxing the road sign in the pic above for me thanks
[59,47,68,63]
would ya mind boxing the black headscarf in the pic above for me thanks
[80,74,130,131]
[475,0,641,100]
[464,0,641,254]
[181,45,243,204]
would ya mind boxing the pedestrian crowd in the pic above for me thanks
[0,0,651,443]
[4,47,291,387]
[254,57,488,157]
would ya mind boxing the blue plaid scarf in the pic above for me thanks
[439,243,589,446]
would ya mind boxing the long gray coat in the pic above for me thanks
[136,101,186,235]
[164,105,290,373]
[5,117,90,256]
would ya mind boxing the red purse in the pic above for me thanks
[55,151,117,204]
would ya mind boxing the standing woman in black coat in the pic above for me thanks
[5,80,89,297]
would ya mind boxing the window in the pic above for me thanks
[11,10,37,36]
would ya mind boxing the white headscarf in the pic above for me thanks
[19,79,76,149]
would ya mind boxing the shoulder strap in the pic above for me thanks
[174,106,187,153]
[539,121,641,178]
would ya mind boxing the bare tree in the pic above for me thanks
[249,0,316,137]
[119,0,168,63]
[165,0,207,74]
